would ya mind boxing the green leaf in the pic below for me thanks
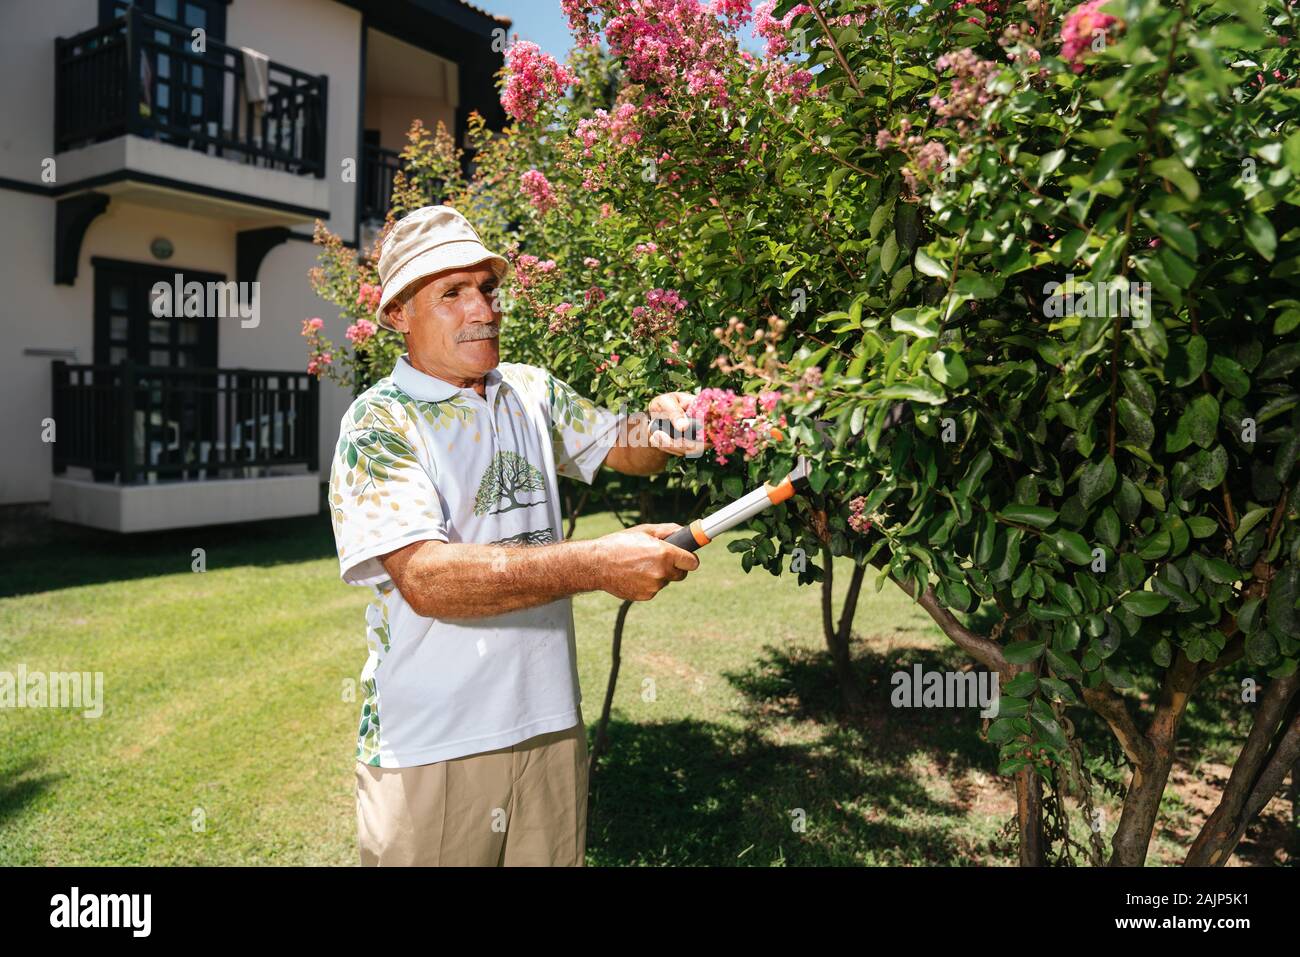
[1167,394,1219,453]
[914,248,948,279]
[890,308,939,339]
[1004,640,1045,664]
[1095,507,1121,548]
[1257,343,1300,380]
[1244,212,1277,262]
[1151,638,1173,667]
[1234,506,1270,543]
[999,504,1058,529]
[927,349,969,387]
[1003,672,1039,696]
[1149,156,1200,201]
[1049,530,1093,565]
[1046,647,1084,682]
[1143,210,1198,259]
[1079,456,1117,508]
[1121,591,1170,617]
[1199,555,1241,584]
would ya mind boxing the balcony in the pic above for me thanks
[360,143,402,225]
[54,7,330,224]
[50,362,321,532]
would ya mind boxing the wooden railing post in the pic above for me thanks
[51,361,67,475]
[124,6,141,138]
[119,362,137,485]
[306,375,320,472]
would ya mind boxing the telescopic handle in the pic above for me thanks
[666,525,701,552]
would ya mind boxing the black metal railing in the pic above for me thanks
[361,144,402,223]
[55,8,328,177]
[52,362,320,484]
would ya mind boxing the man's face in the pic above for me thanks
[385,263,502,385]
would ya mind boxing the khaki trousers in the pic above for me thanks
[355,720,588,866]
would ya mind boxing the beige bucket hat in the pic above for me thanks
[374,205,511,330]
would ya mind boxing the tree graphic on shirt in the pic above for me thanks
[473,450,547,516]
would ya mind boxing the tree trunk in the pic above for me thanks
[1106,651,1200,866]
[1016,765,1045,866]
[563,487,591,539]
[589,598,634,778]
[1185,671,1299,865]
[1291,755,1300,861]
[820,546,866,715]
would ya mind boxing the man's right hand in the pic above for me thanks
[593,523,700,602]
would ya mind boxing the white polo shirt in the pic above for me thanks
[328,354,621,767]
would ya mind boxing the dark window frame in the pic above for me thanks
[92,257,222,369]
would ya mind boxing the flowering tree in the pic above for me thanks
[310,0,1300,866]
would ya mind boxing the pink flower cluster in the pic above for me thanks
[307,353,332,376]
[301,317,324,336]
[848,496,873,535]
[345,318,377,344]
[356,282,381,312]
[634,241,658,256]
[753,0,812,57]
[575,102,642,157]
[595,351,621,374]
[767,61,817,104]
[930,48,1000,125]
[549,301,577,334]
[513,253,558,289]
[952,0,1005,24]
[520,169,558,215]
[501,41,574,124]
[561,0,600,40]
[631,287,686,338]
[687,387,784,466]
[875,119,954,196]
[1060,0,1120,72]
[600,0,742,103]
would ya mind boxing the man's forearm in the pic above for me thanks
[603,412,672,476]
[382,539,604,620]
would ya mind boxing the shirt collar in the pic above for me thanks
[391,354,505,402]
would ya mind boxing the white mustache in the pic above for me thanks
[457,323,500,342]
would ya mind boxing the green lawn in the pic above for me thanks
[0,509,1219,865]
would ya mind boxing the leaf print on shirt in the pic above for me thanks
[546,372,600,435]
[473,450,547,515]
[357,676,382,766]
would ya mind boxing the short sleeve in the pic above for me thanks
[328,397,448,587]
[545,372,621,485]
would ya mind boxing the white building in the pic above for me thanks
[0,0,510,531]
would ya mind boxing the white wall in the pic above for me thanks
[0,0,361,507]
[0,0,99,182]
[230,0,362,242]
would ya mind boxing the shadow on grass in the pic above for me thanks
[0,514,337,599]
[586,643,1010,866]
[0,758,62,831]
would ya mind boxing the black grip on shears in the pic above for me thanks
[666,525,702,552]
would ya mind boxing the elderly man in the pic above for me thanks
[328,205,702,867]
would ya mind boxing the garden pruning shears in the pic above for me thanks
[655,401,914,553]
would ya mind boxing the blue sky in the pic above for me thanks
[473,0,575,59]
[471,0,767,59]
